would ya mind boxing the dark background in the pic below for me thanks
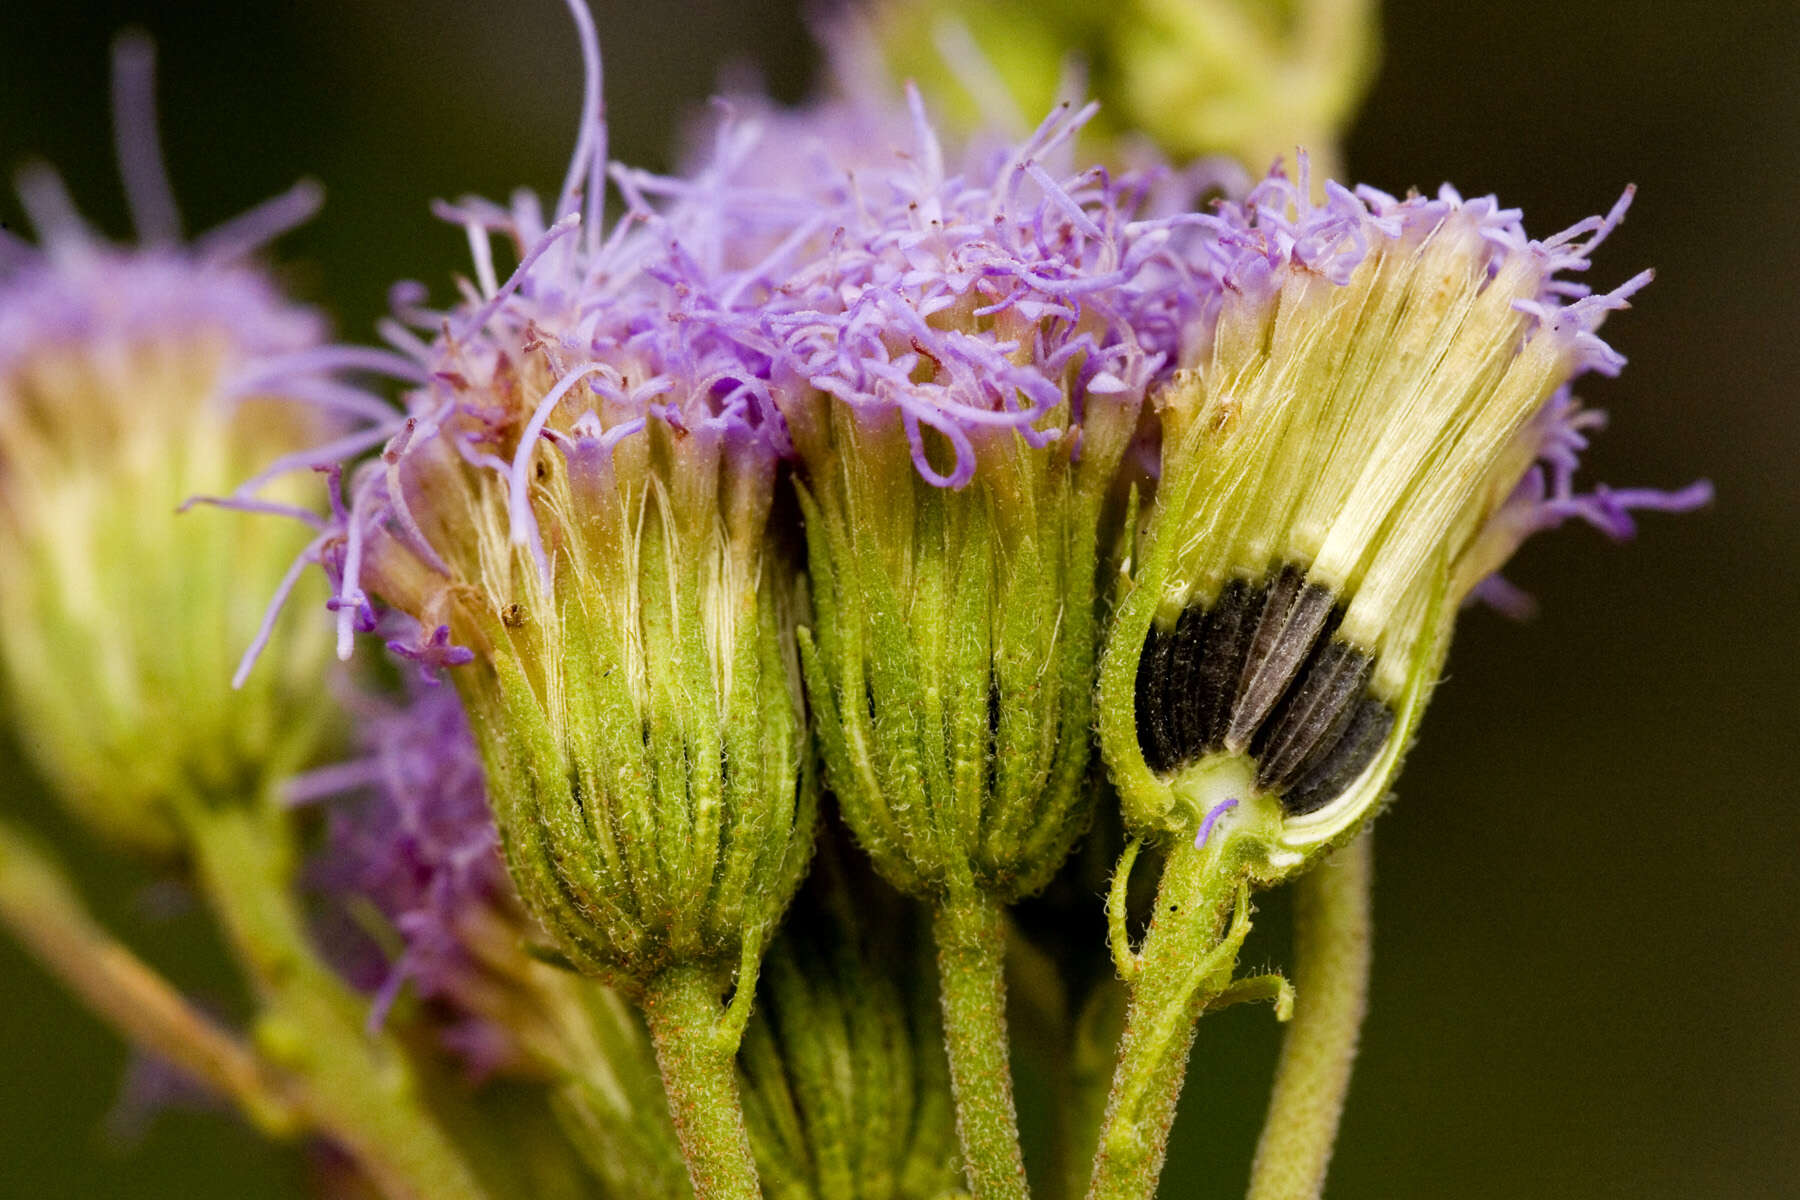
[1,1,1793,1196]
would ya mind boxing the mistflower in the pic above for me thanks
[0,39,492,1200]
[740,85,1217,1200]
[237,5,817,1194]
[1099,167,1710,872]
[1084,165,1709,1200]
[0,36,339,853]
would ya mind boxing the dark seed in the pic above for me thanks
[1280,698,1396,816]
[1226,573,1335,752]
[1192,578,1259,753]
[1255,639,1375,792]
[1132,563,1396,819]
[1134,620,1177,773]
[1165,603,1212,762]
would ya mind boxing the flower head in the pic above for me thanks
[731,85,1222,905]
[243,4,818,995]
[0,36,344,850]
[1099,163,1709,876]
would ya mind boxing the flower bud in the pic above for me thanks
[252,70,819,999]
[739,839,963,1200]
[0,38,339,853]
[845,0,1377,172]
[1098,168,1708,879]
[325,342,812,998]
[766,96,1200,906]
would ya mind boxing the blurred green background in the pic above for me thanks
[0,1,1794,1196]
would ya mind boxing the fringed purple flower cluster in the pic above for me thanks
[230,7,1234,665]
[299,676,515,1069]
[228,2,1707,678]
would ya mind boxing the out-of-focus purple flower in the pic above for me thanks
[0,35,353,852]
[105,1049,224,1146]
[301,677,512,1063]
[0,36,323,383]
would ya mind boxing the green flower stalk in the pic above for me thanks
[0,38,490,1200]
[1085,170,1708,1198]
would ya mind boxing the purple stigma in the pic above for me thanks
[1194,797,1240,849]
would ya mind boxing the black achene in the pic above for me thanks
[1134,566,1396,815]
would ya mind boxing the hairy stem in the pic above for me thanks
[935,890,1030,1200]
[1085,838,1247,1200]
[1247,832,1373,1200]
[180,797,489,1200]
[642,963,761,1200]
[0,817,300,1133]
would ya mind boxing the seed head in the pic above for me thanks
[1099,163,1709,876]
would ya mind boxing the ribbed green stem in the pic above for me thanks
[1247,832,1373,1200]
[181,798,489,1200]
[1085,838,1247,1200]
[934,890,1030,1200]
[643,964,762,1200]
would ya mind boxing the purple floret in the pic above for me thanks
[730,86,1225,487]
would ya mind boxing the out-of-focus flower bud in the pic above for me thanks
[845,0,1378,173]
[0,36,339,853]
[739,840,963,1200]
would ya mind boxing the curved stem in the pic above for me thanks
[0,818,301,1134]
[642,963,762,1200]
[1247,831,1372,1200]
[934,890,1031,1200]
[180,797,490,1200]
[1085,838,1249,1200]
